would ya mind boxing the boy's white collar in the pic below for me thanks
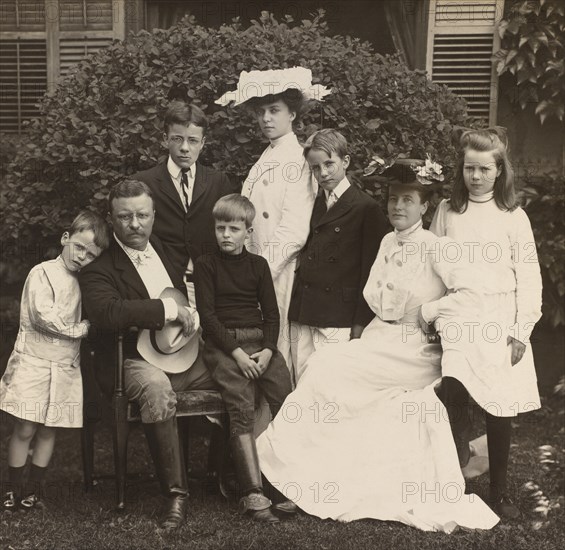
[167,156,196,179]
[324,177,350,201]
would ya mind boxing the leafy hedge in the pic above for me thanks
[1,10,563,326]
[0,10,468,249]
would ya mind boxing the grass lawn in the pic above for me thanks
[1,327,564,550]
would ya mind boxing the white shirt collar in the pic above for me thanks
[167,156,196,181]
[324,177,351,201]
[113,236,174,302]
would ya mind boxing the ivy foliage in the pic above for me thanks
[494,0,565,123]
[0,10,468,246]
[520,172,565,327]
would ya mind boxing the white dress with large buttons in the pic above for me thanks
[257,223,500,531]
[242,132,316,368]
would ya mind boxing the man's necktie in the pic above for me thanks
[326,191,338,211]
[131,247,153,267]
[180,168,191,211]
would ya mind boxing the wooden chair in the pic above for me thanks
[81,333,227,510]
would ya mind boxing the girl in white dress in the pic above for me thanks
[430,128,543,519]
[256,162,500,532]
[0,212,109,511]
[216,67,331,375]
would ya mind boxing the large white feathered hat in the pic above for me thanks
[215,66,331,107]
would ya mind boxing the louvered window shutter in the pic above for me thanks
[426,0,504,124]
[0,1,48,133]
[0,0,125,134]
[58,0,120,77]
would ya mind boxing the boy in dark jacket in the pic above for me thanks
[289,129,388,381]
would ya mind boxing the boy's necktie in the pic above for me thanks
[326,191,338,210]
[180,168,191,210]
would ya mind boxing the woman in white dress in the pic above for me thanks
[256,162,500,532]
[216,67,331,373]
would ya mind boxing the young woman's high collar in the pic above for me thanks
[270,131,296,149]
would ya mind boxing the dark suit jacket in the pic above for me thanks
[288,184,389,328]
[133,161,239,280]
[79,235,184,396]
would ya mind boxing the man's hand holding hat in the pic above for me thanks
[176,305,195,337]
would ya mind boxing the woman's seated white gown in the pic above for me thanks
[256,221,500,532]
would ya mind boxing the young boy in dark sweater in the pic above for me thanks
[194,194,292,523]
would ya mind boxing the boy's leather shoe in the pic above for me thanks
[489,494,520,520]
[272,500,298,517]
[239,492,280,523]
[20,493,43,510]
[2,491,18,512]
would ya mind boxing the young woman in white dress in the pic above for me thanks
[430,128,543,518]
[215,68,331,374]
[255,162,500,532]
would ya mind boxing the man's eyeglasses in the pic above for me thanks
[168,136,202,145]
[116,212,152,224]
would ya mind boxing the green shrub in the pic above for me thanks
[0,10,467,250]
[1,10,563,326]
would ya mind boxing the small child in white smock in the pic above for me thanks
[1,211,110,510]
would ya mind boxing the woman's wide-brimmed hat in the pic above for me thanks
[373,156,444,187]
[215,66,331,107]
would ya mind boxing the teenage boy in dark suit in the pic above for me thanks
[133,101,238,303]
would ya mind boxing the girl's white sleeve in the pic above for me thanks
[27,268,89,340]
[509,209,543,344]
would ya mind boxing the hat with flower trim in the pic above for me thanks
[370,156,444,187]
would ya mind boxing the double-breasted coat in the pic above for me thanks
[288,184,389,328]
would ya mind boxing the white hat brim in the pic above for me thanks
[215,67,331,107]
[137,310,201,374]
